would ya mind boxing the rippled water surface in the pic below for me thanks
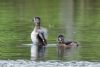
[0,0,100,67]
[0,60,100,67]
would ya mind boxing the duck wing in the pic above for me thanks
[65,41,72,45]
[37,32,47,46]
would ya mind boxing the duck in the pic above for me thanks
[31,17,47,60]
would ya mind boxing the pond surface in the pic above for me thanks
[0,60,100,67]
[0,0,100,66]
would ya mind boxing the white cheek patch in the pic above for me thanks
[58,37,64,41]
[34,18,35,21]
[34,18,36,22]
[59,38,62,41]
[34,18,38,23]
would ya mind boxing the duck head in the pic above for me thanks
[33,17,41,26]
[58,35,65,43]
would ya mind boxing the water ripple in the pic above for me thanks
[0,60,100,67]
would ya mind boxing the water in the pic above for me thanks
[0,0,100,67]
[0,60,100,67]
[60,0,75,41]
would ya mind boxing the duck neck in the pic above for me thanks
[58,41,65,44]
[34,25,41,32]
